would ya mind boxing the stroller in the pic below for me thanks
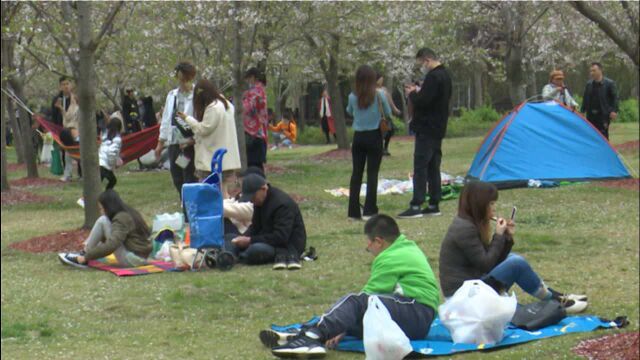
[181,148,235,271]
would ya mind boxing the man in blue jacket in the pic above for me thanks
[398,48,452,219]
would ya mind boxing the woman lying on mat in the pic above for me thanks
[439,181,588,314]
[58,190,152,269]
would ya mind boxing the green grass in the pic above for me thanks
[2,123,638,359]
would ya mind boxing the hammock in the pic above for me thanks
[35,115,159,165]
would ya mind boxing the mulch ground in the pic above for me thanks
[615,140,639,153]
[9,177,63,188]
[8,229,89,253]
[312,148,351,161]
[573,331,639,360]
[6,163,26,172]
[1,189,55,206]
[264,164,290,175]
[595,178,639,191]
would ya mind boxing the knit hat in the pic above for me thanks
[549,70,564,82]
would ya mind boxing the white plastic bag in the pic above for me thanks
[363,295,413,360]
[439,280,517,345]
[154,240,173,262]
[152,212,184,233]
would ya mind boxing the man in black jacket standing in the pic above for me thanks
[398,48,452,219]
[229,174,307,270]
[581,62,619,140]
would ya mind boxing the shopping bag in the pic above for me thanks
[363,295,412,360]
[439,280,517,345]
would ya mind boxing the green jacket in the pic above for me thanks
[84,212,152,261]
[362,234,440,311]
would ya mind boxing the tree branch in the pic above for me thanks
[29,3,77,67]
[571,1,638,67]
[620,1,639,35]
[520,6,549,40]
[21,46,71,78]
[92,1,125,49]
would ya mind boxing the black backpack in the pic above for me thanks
[511,300,566,330]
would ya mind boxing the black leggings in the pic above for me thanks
[348,130,383,218]
[100,166,117,190]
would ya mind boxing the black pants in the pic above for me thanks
[411,133,442,207]
[383,126,395,151]
[100,166,117,190]
[310,293,435,341]
[246,134,267,171]
[168,144,197,198]
[587,113,609,139]
[223,234,297,265]
[321,116,335,144]
[348,130,383,218]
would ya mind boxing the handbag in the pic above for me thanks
[511,300,566,330]
[377,93,391,135]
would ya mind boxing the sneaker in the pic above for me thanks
[422,204,441,216]
[259,328,299,348]
[361,215,373,221]
[397,206,423,219]
[273,255,287,270]
[77,197,85,208]
[271,332,327,359]
[58,252,89,269]
[60,176,71,182]
[562,299,588,314]
[287,255,301,270]
[561,294,588,302]
[383,150,391,156]
[270,145,278,151]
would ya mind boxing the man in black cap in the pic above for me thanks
[228,174,307,270]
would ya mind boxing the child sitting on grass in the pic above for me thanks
[269,109,297,150]
[259,214,440,359]
[58,190,152,269]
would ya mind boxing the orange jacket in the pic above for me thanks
[269,120,297,143]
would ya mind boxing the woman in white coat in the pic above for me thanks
[178,79,241,197]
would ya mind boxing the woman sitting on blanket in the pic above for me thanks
[439,181,588,314]
[58,190,152,269]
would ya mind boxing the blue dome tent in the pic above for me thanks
[466,101,632,188]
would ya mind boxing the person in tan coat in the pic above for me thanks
[179,79,241,196]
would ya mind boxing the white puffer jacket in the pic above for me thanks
[99,134,122,170]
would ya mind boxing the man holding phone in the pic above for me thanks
[155,61,198,197]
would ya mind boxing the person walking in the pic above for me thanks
[346,65,392,220]
[318,89,337,144]
[242,67,269,171]
[398,48,452,219]
[580,62,619,139]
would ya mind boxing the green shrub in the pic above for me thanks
[446,117,494,138]
[457,105,501,123]
[296,126,355,145]
[617,99,639,123]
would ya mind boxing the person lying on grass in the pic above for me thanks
[439,181,588,313]
[259,214,440,359]
[58,190,152,269]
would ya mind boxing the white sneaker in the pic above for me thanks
[270,145,278,151]
[561,294,588,302]
[77,197,85,208]
[563,299,588,314]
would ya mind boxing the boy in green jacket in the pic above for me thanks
[260,214,440,359]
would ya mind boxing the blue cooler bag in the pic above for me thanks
[182,148,226,250]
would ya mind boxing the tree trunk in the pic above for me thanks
[506,43,526,106]
[473,62,484,108]
[1,84,10,192]
[5,95,25,164]
[396,84,410,128]
[10,81,39,178]
[297,93,306,131]
[76,2,102,229]
[326,35,348,149]
[232,2,247,169]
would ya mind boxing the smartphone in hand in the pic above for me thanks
[510,206,517,221]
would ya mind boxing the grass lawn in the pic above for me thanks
[1,123,638,360]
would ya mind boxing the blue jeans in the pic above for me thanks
[488,253,543,295]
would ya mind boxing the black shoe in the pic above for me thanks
[259,328,299,348]
[383,149,391,156]
[422,204,441,216]
[287,255,301,270]
[271,332,327,359]
[273,255,287,270]
[397,206,423,219]
[58,252,89,269]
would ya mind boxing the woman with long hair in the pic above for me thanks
[178,79,241,195]
[58,190,152,268]
[346,65,392,220]
[439,181,588,313]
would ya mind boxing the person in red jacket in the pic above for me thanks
[318,89,336,144]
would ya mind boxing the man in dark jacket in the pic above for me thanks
[51,76,73,126]
[398,48,452,219]
[228,174,306,270]
[122,87,141,133]
[581,62,619,139]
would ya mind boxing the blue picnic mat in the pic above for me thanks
[272,315,624,356]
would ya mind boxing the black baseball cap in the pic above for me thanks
[239,166,266,179]
[239,174,267,203]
